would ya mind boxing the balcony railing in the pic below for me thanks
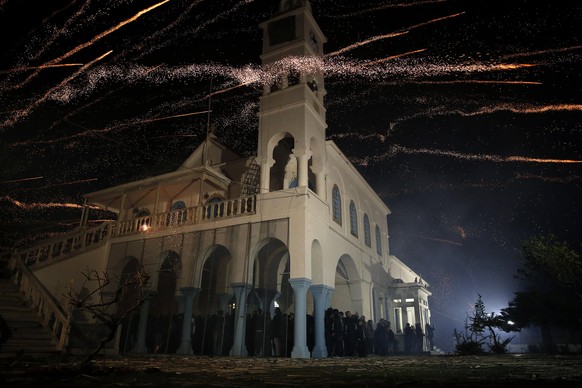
[16,196,256,267]
[115,195,256,237]
[17,221,115,267]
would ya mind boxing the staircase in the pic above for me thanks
[0,277,59,357]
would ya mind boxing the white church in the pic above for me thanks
[9,0,431,358]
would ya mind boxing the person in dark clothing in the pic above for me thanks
[387,325,396,354]
[306,313,315,353]
[365,319,375,356]
[404,323,414,353]
[286,313,294,357]
[331,309,344,357]
[425,323,435,351]
[415,322,424,353]
[374,319,388,356]
[355,316,367,356]
[252,309,272,356]
[325,307,334,357]
[343,311,357,356]
[212,310,225,356]
[0,314,12,348]
[272,307,286,357]
[245,311,255,357]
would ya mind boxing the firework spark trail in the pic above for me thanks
[4,0,80,65]
[388,102,582,132]
[12,0,171,90]
[364,48,427,66]
[126,110,212,126]
[391,145,582,164]
[47,64,163,131]
[327,12,464,57]
[4,56,541,123]
[501,44,582,59]
[1,63,84,74]
[412,79,542,85]
[16,178,98,191]
[20,0,94,67]
[1,176,44,184]
[404,11,465,31]
[420,236,463,246]
[515,173,582,183]
[331,0,450,18]
[1,195,84,210]
[447,103,582,117]
[11,108,213,147]
[135,0,254,60]
[1,51,113,129]
[327,32,408,57]
[127,0,206,59]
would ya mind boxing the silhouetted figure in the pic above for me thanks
[286,313,294,357]
[343,311,357,356]
[212,310,225,355]
[415,322,424,353]
[306,313,315,353]
[331,309,344,357]
[272,307,286,356]
[365,319,375,355]
[356,316,367,356]
[404,323,414,353]
[425,323,435,351]
[325,307,334,357]
[387,326,396,354]
[252,309,270,356]
[245,311,255,356]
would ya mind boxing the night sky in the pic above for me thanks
[1,0,581,351]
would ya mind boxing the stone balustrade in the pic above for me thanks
[15,196,257,267]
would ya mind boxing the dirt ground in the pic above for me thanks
[1,353,581,387]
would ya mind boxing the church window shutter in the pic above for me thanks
[364,214,371,247]
[375,225,382,255]
[332,185,342,225]
[349,201,358,237]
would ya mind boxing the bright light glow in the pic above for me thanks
[140,224,149,232]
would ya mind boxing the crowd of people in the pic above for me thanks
[137,306,435,357]
[243,306,435,357]
[324,308,434,357]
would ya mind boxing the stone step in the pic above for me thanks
[0,278,59,356]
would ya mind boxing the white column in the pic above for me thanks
[289,277,312,358]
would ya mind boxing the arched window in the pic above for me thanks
[332,185,342,225]
[349,201,358,237]
[375,225,382,255]
[363,214,371,247]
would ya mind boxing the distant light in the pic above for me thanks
[140,224,149,232]
[508,320,515,325]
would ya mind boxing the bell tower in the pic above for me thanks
[257,0,327,196]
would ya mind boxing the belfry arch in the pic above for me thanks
[269,134,295,191]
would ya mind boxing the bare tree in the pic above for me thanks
[64,268,150,367]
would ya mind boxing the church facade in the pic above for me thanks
[11,0,431,358]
